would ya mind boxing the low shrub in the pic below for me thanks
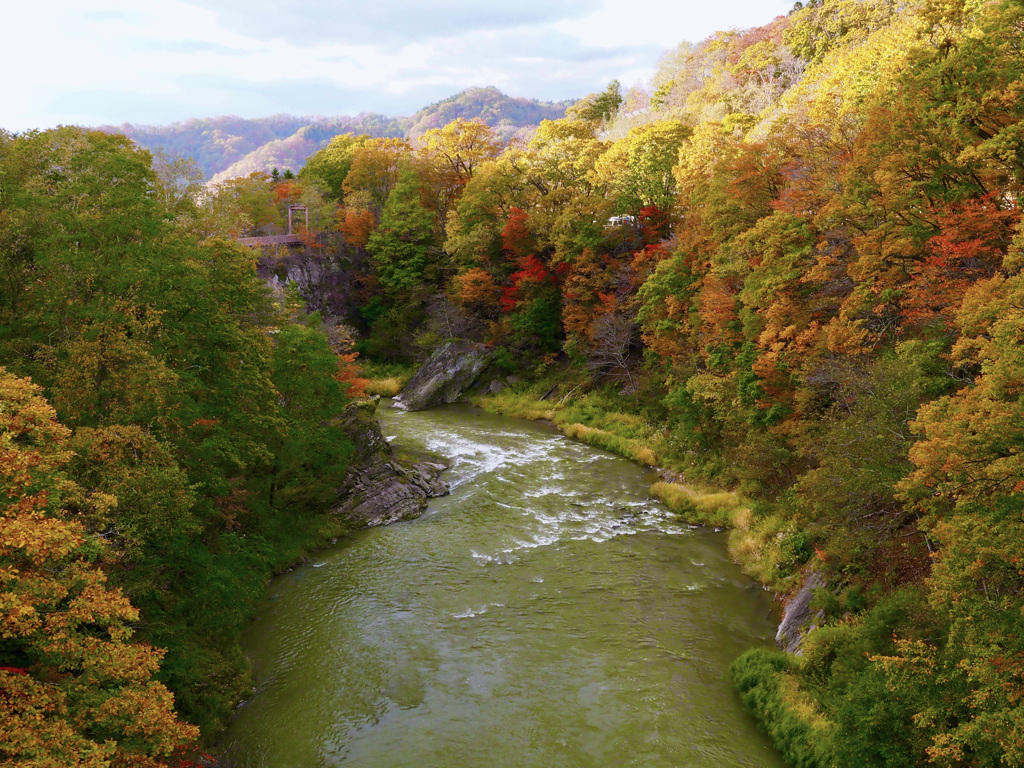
[725,512,809,590]
[731,648,832,768]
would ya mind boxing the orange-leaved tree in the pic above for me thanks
[891,228,1024,765]
[0,368,198,766]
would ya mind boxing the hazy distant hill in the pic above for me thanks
[106,115,308,179]
[105,113,406,181]
[206,114,409,184]
[107,87,571,182]
[405,86,572,141]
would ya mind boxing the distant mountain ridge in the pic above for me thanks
[404,86,573,141]
[205,114,408,184]
[103,87,571,182]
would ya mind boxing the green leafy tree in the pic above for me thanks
[566,80,623,124]
[260,323,354,510]
[66,425,200,588]
[367,166,439,297]
[342,137,412,212]
[299,132,370,201]
[595,120,691,213]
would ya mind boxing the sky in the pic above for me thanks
[3,0,794,132]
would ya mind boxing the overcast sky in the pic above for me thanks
[4,0,794,131]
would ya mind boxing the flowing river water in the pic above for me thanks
[224,403,788,768]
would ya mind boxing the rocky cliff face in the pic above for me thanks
[332,398,448,527]
[392,340,492,411]
[775,570,826,655]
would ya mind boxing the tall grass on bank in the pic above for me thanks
[651,479,807,589]
[561,422,659,466]
[361,361,414,397]
[476,390,556,421]
[649,480,809,589]
[649,481,745,527]
[470,381,664,467]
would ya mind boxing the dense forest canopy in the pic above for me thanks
[0,126,364,760]
[3,0,1023,764]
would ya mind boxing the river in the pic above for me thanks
[223,403,787,767]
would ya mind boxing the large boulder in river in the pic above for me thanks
[332,398,448,527]
[393,339,492,411]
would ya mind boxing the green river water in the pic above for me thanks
[223,403,788,768]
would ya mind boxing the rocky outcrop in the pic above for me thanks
[776,569,826,655]
[332,398,448,528]
[392,339,492,411]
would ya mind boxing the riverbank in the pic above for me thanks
[468,376,836,768]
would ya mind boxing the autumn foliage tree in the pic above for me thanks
[0,124,366,740]
[0,369,199,765]
[4,0,1020,761]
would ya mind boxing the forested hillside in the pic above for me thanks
[0,128,365,761]
[259,0,1020,764]
[106,114,313,178]
[3,0,1022,765]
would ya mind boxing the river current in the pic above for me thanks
[224,403,787,767]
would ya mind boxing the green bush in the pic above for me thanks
[732,648,832,768]
[781,531,812,567]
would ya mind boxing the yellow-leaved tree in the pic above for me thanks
[0,368,199,766]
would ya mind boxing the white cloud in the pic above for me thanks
[1,0,798,131]
[554,0,794,50]
[189,0,602,45]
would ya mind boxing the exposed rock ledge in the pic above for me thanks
[331,397,448,528]
[776,569,826,655]
[393,339,492,411]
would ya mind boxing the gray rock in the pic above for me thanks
[331,398,448,528]
[776,570,826,655]
[393,339,492,411]
[337,396,390,463]
[488,379,506,394]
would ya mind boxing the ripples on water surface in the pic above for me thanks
[224,404,787,768]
